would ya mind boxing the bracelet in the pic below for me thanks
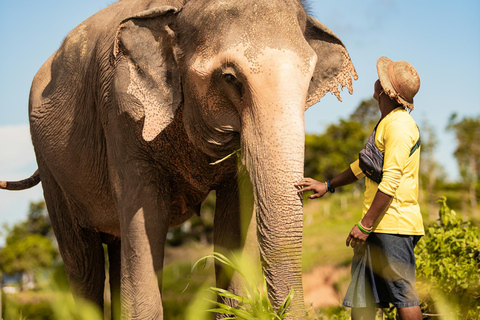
[359,220,372,231]
[326,179,335,193]
[357,221,372,234]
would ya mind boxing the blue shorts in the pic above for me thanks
[343,233,422,309]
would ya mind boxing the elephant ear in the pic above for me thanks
[305,15,358,109]
[113,6,182,141]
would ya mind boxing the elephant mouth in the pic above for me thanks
[205,130,241,159]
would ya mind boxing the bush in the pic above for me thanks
[1,266,103,320]
[415,197,480,319]
[3,291,54,320]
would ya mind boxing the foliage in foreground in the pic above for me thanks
[3,196,480,320]
[192,252,293,320]
[415,196,480,319]
[2,284,102,320]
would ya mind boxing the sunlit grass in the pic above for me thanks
[4,193,478,319]
[3,284,103,320]
[302,193,362,271]
[191,252,294,320]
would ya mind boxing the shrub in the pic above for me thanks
[3,291,54,320]
[415,196,480,319]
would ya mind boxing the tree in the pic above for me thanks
[26,201,52,237]
[349,97,380,132]
[447,114,480,217]
[305,119,367,182]
[418,121,445,219]
[305,98,378,182]
[0,201,57,290]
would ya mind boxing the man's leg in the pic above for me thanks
[352,307,376,320]
[398,305,422,320]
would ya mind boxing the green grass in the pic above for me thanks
[162,241,216,319]
[302,193,363,271]
[5,190,478,320]
[2,287,103,320]
[1,195,359,320]
[193,252,294,320]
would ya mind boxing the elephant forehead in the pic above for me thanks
[179,0,310,60]
[191,43,316,78]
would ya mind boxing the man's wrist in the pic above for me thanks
[357,222,372,234]
[361,217,374,229]
[326,179,335,193]
[358,220,373,234]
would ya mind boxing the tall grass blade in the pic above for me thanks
[190,251,295,320]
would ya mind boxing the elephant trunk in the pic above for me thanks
[241,99,306,319]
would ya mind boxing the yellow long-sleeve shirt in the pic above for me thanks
[350,107,424,235]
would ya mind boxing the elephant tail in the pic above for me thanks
[0,170,41,190]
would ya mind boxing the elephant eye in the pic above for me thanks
[223,73,237,83]
[221,67,243,96]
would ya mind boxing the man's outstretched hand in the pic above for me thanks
[295,177,327,199]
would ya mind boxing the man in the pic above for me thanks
[296,57,424,320]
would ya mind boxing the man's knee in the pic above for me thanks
[398,305,422,320]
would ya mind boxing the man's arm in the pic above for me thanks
[346,189,393,248]
[361,190,392,228]
[295,167,358,199]
[329,167,359,189]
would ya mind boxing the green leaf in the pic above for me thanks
[206,308,236,315]
[209,287,244,302]
[192,251,287,320]
[277,287,294,316]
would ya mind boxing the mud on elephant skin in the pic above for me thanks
[0,0,357,318]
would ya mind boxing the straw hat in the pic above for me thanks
[376,56,420,110]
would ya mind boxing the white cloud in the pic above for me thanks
[0,124,37,175]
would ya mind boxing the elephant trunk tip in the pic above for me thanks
[0,170,41,191]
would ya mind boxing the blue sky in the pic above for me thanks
[0,0,479,237]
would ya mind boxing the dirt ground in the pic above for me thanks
[302,264,350,309]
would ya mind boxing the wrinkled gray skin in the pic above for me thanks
[11,0,356,318]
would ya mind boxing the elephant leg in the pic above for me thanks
[63,228,105,310]
[116,181,169,319]
[214,181,241,292]
[108,241,121,320]
[39,165,105,310]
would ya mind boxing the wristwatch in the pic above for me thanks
[326,179,335,193]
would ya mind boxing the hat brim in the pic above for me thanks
[376,56,414,110]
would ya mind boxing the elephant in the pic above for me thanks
[0,0,357,318]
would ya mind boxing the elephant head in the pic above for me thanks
[113,0,356,317]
